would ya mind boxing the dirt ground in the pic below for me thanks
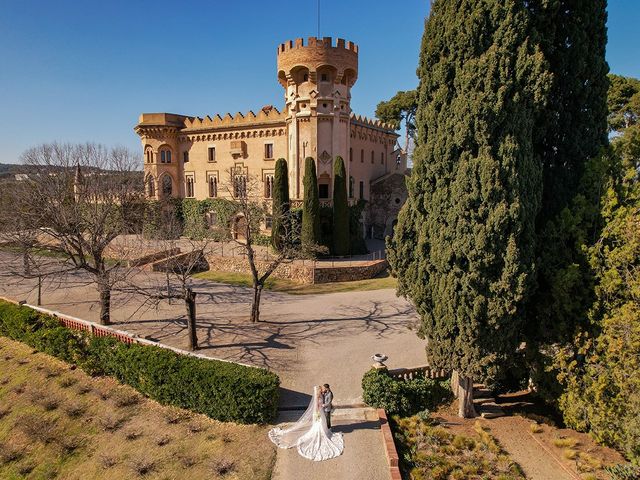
[434,394,627,480]
[0,336,276,480]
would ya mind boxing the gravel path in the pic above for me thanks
[488,416,576,480]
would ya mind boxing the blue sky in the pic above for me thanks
[0,0,638,163]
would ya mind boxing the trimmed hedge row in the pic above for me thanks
[362,368,452,416]
[0,301,280,424]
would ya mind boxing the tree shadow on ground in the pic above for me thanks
[333,420,380,434]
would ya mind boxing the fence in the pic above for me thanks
[387,365,449,381]
[0,295,252,367]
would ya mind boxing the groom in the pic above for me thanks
[321,384,334,430]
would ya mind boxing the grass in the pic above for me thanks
[194,269,397,294]
[0,335,276,479]
[392,415,525,480]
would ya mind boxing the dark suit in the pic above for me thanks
[322,390,333,429]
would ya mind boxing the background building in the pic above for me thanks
[135,37,409,239]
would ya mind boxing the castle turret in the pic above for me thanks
[277,37,358,199]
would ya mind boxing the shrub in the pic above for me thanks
[362,369,452,416]
[0,300,280,424]
[605,464,640,480]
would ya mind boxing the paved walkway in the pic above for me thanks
[0,256,425,408]
[0,253,425,479]
[272,409,389,480]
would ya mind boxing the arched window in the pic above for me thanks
[381,152,385,165]
[161,175,173,198]
[185,175,195,198]
[264,174,274,199]
[208,175,218,198]
[371,150,374,164]
[146,175,155,198]
[349,176,354,199]
[144,147,153,163]
[233,174,247,198]
[159,147,172,164]
[360,149,364,163]
[349,147,353,162]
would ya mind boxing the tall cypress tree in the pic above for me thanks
[301,157,320,251]
[270,158,290,251]
[525,1,610,353]
[332,156,349,256]
[387,0,550,417]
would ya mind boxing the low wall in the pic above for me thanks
[150,251,208,273]
[204,254,388,285]
[0,295,252,367]
[313,260,388,284]
[128,248,181,267]
[205,255,315,284]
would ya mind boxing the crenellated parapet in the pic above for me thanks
[277,37,358,87]
[350,113,396,132]
[183,107,286,131]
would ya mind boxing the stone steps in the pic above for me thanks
[275,406,378,424]
[473,385,505,419]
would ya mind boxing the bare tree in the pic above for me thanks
[14,143,144,324]
[121,213,220,351]
[224,168,324,322]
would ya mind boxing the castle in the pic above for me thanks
[135,37,408,240]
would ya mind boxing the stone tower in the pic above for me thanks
[277,37,358,199]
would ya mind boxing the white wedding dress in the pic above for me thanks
[268,386,344,461]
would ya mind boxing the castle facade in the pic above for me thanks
[135,37,408,239]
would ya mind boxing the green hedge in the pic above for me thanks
[0,301,279,424]
[362,368,452,416]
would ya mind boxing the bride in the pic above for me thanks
[268,386,344,461]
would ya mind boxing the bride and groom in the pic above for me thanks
[269,384,344,461]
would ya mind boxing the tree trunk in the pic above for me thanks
[97,274,111,325]
[457,376,477,418]
[250,283,263,323]
[451,370,460,398]
[185,287,198,351]
[37,275,42,306]
[23,251,30,276]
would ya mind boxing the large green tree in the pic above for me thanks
[524,0,609,338]
[555,126,640,462]
[332,156,349,256]
[301,157,321,252]
[608,74,640,133]
[387,0,550,417]
[375,90,417,151]
[270,158,290,251]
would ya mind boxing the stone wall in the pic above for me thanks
[204,254,387,285]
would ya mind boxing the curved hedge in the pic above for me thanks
[362,368,451,416]
[0,301,279,424]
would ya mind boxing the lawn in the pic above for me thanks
[194,270,397,294]
[0,336,276,480]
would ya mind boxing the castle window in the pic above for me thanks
[208,147,216,162]
[371,151,374,164]
[264,174,274,199]
[146,175,155,198]
[349,176,354,198]
[349,148,353,162]
[319,183,329,199]
[208,175,218,198]
[303,73,308,82]
[264,143,274,159]
[360,149,364,163]
[321,73,328,82]
[160,149,171,164]
[381,152,384,165]
[233,174,247,198]
[183,151,189,163]
[161,175,172,198]
[185,174,195,198]
[145,147,153,163]
[206,211,218,227]
[359,181,364,200]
